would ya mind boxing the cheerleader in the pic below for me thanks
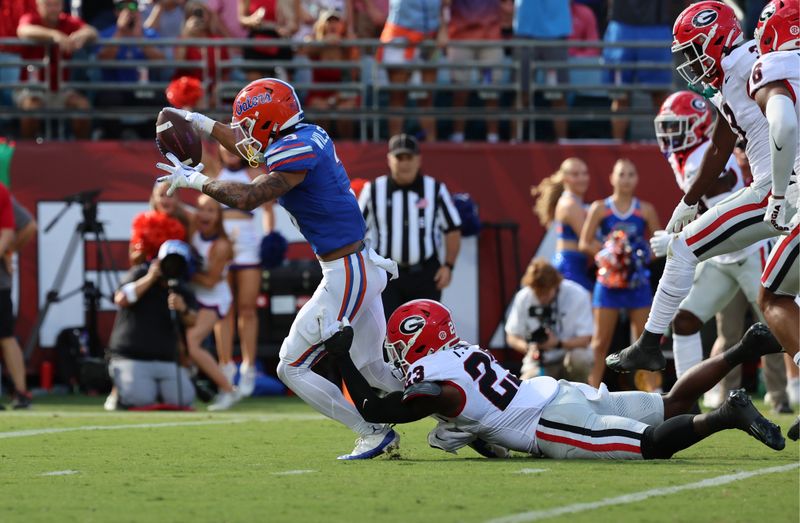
[532,158,593,291]
[188,194,240,411]
[213,145,274,396]
[579,159,661,388]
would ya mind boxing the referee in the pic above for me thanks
[358,134,462,319]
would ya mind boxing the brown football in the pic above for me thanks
[155,110,203,167]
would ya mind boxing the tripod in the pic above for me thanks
[24,190,121,359]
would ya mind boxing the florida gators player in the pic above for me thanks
[608,1,799,374]
[652,91,780,392]
[155,78,403,460]
[320,299,784,459]
[749,0,800,439]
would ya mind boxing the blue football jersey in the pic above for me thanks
[265,124,365,255]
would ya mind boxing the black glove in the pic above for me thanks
[324,325,354,357]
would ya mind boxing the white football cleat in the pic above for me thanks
[337,427,400,460]
[238,364,257,397]
[207,390,242,411]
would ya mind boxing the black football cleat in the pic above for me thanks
[737,323,784,361]
[11,390,31,410]
[788,417,799,442]
[606,333,666,373]
[719,389,785,451]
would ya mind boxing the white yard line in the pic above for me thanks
[516,469,548,475]
[271,470,316,476]
[0,413,325,439]
[40,470,79,476]
[488,463,800,523]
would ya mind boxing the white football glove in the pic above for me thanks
[427,421,476,454]
[161,106,215,137]
[649,230,671,258]
[763,196,792,234]
[665,198,699,234]
[156,152,208,196]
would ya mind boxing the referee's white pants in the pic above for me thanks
[276,246,403,436]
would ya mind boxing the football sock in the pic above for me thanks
[277,360,382,436]
[673,333,703,378]
[644,236,697,334]
[641,415,703,459]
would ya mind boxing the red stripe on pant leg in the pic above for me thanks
[535,431,642,454]
[349,252,368,319]
[337,256,353,320]
[686,197,769,247]
[289,345,318,367]
[760,246,766,270]
[761,226,800,284]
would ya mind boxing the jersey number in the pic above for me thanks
[751,62,763,85]
[463,351,520,411]
[721,102,747,146]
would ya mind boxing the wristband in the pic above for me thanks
[190,112,215,136]
[444,262,455,271]
[555,339,562,349]
[121,282,138,304]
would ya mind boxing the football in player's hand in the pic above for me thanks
[156,109,203,167]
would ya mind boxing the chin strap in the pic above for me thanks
[687,83,719,99]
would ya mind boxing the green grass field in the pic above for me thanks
[1,396,797,523]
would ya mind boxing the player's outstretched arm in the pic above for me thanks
[160,107,239,155]
[324,326,453,423]
[754,82,798,232]
[684,109,739,206]
[202,170,306,211]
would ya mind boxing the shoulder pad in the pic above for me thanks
[402,381,442,403]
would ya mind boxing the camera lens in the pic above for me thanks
[191,8,205,18]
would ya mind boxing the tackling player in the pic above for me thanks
[322,299,785,459]
[155,78,403,460]
[652,91,776,386]
[748,0,800,439]
[607,1,799,374]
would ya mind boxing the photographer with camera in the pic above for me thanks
[107,240,198,408]
[505,258,594,381]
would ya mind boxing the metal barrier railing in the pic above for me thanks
[0,37,679,141]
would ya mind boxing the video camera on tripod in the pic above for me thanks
[24,189,120,359]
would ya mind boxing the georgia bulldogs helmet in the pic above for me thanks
[654,90,713,154]
[754,0,800,55]
[230,78,304,167]
[384,299,460,377]
[672,1,744,89]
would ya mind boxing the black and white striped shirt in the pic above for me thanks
[359,173,462,266]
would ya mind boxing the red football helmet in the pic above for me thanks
[166,76,203,110]
[384,299,460,377]
[654,90,712,154]
[754,0,800,55]
[672,1,744,89]
[231,78,304,166]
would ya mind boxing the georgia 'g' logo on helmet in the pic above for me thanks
[759,2,777,23]
[399,315,426,335]
[654,90,713,154]
[691,98,707,112]
[692,9,719,27]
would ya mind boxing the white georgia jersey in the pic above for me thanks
[668,142,764,264]
[404,343,559,454]
[710,41,772,187]
[748,50,800,180]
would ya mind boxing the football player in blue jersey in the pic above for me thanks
[156,78,404,460]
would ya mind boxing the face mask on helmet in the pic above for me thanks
[231,116,269,168]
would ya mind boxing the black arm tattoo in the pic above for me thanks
[202,172,293,211]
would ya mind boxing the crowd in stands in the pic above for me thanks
[0,0,771,142]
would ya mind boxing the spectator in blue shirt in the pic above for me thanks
[514,0,571,140]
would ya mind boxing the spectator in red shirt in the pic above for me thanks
[174,1,229,102]
[568,0,600,58]
[16,0,97,139]
[0,0,37,107]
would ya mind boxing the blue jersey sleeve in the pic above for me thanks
[265,139,319,173]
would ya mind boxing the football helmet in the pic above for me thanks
[231,78,304,167]
[672,1,744,89]
[384,299,460,378]
[654,90,712,154]
[754,0,800,55]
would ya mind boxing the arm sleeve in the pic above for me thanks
[765,94,798,198]
[436,182,462,232]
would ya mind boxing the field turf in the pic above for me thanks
[1,396,797,523]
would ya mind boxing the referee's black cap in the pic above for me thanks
[388,134,420,156]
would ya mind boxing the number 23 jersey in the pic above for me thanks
[405,344,559,454]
